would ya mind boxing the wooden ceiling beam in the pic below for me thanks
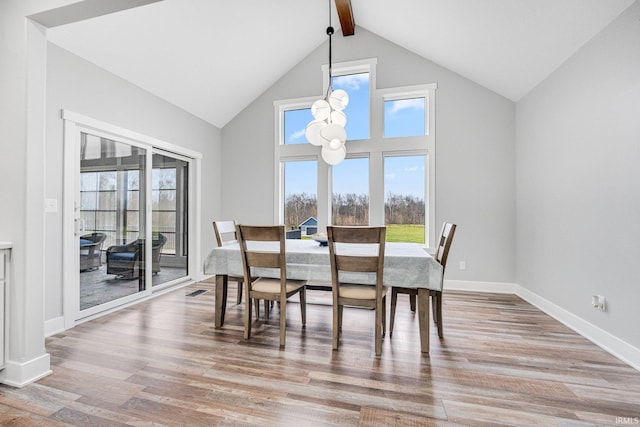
[334,0,355,36]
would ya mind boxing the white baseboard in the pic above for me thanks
[443,280,640,373]
[45,316,65,337]
[516,285,640,372]
[0,353,52,388]
[444,279,518,294]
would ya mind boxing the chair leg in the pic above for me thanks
[432,294,437,323]
[409,293,416,312]
[299,288,306,326]
[382,295,387,336]
[236,280,243,304]
[390,288,398,337]
[375,297,383,356]
[332,303,340,350]
[279,298,286,347]
[435,291,443,338]
[265,300,270,318]
[254,299,260,319]
[244,296,252,340]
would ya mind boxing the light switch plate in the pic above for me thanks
[44,198,58,213]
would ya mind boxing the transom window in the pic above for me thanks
[274,58,436,246]
[384,97,426,138]
[333,72,370,141]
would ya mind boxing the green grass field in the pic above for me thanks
[301,224,425,243]
[385,224,425,243]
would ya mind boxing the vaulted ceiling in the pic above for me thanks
[47,0,635,128]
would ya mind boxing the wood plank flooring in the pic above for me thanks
[1,279,639,426]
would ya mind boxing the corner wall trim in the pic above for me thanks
[45,316,65,337]
[0,353,52,388]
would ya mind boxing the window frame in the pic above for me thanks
[273,59,437,248]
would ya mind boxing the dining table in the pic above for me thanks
[203,238,443,353]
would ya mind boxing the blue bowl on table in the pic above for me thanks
[312,233,328,246]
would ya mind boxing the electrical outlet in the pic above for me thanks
[459,261,466,271]
[592,295,606,311]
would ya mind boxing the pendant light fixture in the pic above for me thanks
[305,0,349,165]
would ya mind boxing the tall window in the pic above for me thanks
[275,59,436,246]
[80,171,117,247]
[283,160,317,233]
[152,167,177,254]
[332,157,369,225]
[124,170,140,244]
[80,159,185,256]
[384,155,425,244]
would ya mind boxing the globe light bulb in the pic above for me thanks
[330,110,346,127]
[329,138,342,150]
[311,99,330,120]
[329,89,349,111]
[321,144,347,165]
[305,119,326,146]
[320,123,346,144]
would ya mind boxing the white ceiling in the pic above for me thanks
[47,0,634,128]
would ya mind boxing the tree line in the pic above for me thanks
[284,192,424,228]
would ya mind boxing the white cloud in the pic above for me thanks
[288,128,306,143]
[385,173,396,180]
[387,98,424,115]
[333,73,368,91]
[404,166,419,172]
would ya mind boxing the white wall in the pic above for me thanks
[0,0,94,388]
[45,43,222,321]
[516,1,640,348]
[222,27,516,283]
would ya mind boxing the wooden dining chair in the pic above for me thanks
[390,222,456,338]
[327,226,387,356]
[236,224,306,347]
[213,220,245,305]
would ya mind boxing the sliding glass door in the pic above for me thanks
[78,133,147,311]
[151,152,188,288]
[74,133,192,317]
[64,111,200,325]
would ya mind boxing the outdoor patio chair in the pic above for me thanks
[79,232,107,271]
[106,233,167,278]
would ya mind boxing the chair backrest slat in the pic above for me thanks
[329,226,382,244]
[213,220,238,247]
[435,222,456,273]
[335,255,379,273]
[238,225,283,242]
[246,251,281,269]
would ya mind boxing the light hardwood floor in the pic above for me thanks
[0,279,639,426]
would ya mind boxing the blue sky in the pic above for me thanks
[284,73,425,199]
